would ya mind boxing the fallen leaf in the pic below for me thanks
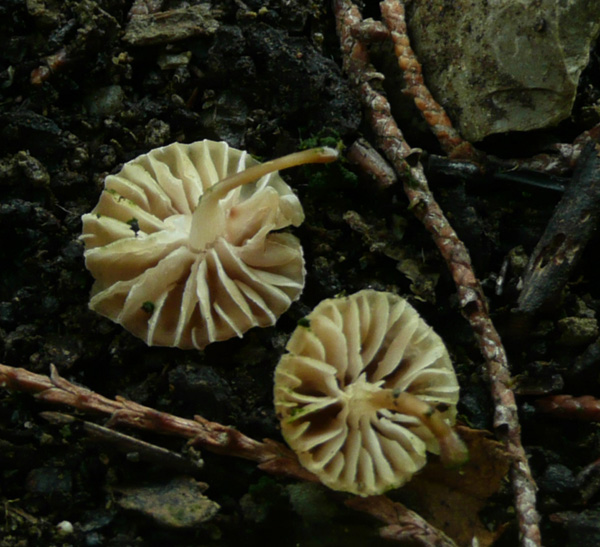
[399,425,512,546]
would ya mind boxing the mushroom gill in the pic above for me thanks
[274,289,467,496]
[81,140,338,349]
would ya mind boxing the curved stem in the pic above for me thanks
[189,146,338,251]
[374,389,469,467]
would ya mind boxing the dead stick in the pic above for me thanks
[332,1,541,545]
[346,495,458,547]
[517,142,600,314]
[0,362,453,545]
[536,394,600,421]
[380,0,478,161]
[41,411,205,474]
[0,362,314,482]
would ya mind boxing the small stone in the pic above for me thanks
[157,51,191,71]
[123,4,220,46]
[565,506,600,547]
[557,317,599,346]
[111,476,219,528]
[407,0,600,141]
[143,118,171,148]
[16,151,50,187]
[539,463,577,496]
[26,0,61,28]
[26,467,72,495]
[85,85,125,119]
[56,520,74,535]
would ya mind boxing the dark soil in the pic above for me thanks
[2,1,600,546]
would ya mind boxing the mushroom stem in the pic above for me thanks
[189,146,339,251]
[374,389,469,467]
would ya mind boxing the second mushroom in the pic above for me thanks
[274,289,467,496]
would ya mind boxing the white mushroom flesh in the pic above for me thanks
[274,289,460,496]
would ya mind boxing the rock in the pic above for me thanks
[84,85,125,119]
[56,521,75,536]
[111,476,219,528]
[406,0,600,141]
[557,316,599,346]
[123,4,220,46]
[539,463,577,497]
[26,467,72,495]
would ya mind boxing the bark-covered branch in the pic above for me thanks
[332,1,541,544]
[0,362,454,545]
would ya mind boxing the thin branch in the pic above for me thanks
[379,0,479,161]
[0,362,314,482]
[427,122,600,182]
[332,1,541,545]
[0,362,455,545]
[41,411,205,474]
[346,495,458,547]
[536,394,600,421]
[517,142,600,314]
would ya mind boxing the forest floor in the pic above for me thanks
[2,1,600,546]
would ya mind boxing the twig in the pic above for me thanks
[40,411,205,474]
[427,122,600,183]
[0,363,315,482]
[517,142,600,314]
[536,394,600,421]
[345,495,458,547]
[379,0,479,161]
[426,154,568,194]
[346,138,398,188]
[488,123,600,179]
[332,1,541,545]
[0,362,455,545]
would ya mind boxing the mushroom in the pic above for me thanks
[81,140,338,349]
[274,289,467,496]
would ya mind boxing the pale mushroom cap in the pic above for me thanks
[274,289,459,496]
[81,140,305,349]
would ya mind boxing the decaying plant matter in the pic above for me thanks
[333,0,541,544]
